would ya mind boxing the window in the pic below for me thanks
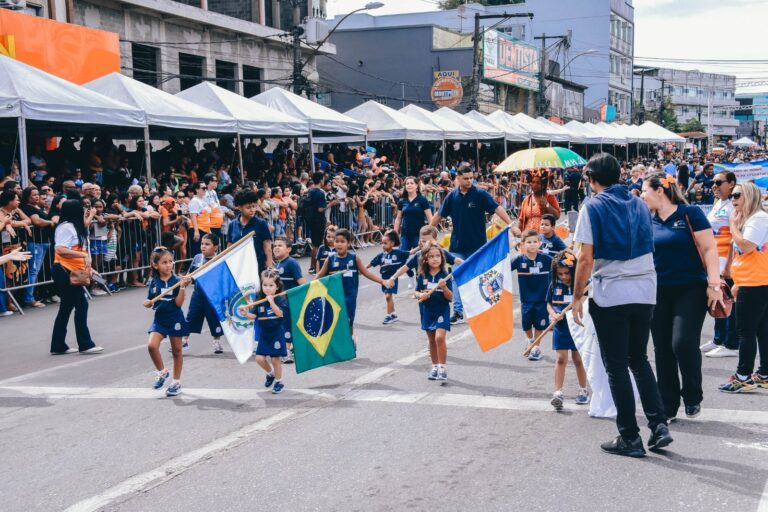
[132,43,160,88]
[215,60,236,92]
[242,65,263,98]
[178,53,205,91]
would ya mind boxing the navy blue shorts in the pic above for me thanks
[186,290,223,336]
[419,304,451,332]
[255,329,289,357]
[381,278,399,295]
[521,302,549,332]
[553,323,577,351]
[149,310,190,338]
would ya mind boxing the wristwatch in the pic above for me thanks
[708,284,721,292]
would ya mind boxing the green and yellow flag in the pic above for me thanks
[287,273,356,373]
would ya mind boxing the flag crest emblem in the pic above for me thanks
[297,279,341,357]
[479,269,503,305]
[226,284,258,330]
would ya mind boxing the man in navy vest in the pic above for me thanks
[572,153,672,458]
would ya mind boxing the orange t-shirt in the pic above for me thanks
[731,211,768,287]
[518,193,561,232]
[189,197,211,233]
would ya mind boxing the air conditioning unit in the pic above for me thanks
[303,17,330,45]
[0,0,26,10]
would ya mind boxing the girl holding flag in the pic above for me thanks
[415,245,453,381]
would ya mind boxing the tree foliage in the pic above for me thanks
[646,97,680,132]
[679,117,705,133]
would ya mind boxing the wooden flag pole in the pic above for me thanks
[238,290,289,312]
[414,272,453,302]
[147,231,255,306]
[522,285,591,357]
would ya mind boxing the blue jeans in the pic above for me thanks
[400,233,420,251]
[0,268,7,313]
[451,252,470,315]
[24,242,49,305]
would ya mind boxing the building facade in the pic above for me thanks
[4,0,328,95]
[320,0,634,121]
[736,92,768,145]
[636,68,739,141]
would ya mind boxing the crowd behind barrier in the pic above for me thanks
[1,135,765,315]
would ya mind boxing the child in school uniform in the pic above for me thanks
[244,270,289,394]
[315,225,336,274]
[387,225,464,285]
[546,250,589,410]
[368,230,410,325]
[143,247,191,397]
[539,213,567,256]
[316,228,385,336]
[184,233,224,354]
[510,229,553,361]
[272,236,306,364]
[415,245,453,382]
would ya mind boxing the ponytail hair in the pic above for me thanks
[645,172,688,205]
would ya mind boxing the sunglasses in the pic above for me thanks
[712,180,727,186]
[176,195,185,198]
[729,192,742,200]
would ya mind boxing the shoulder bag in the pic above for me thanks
[685,211,733,319]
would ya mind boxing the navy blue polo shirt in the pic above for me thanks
[370,249,410,279]
[652,204,710,285]
[511,253,553,302]
[273,256,303,290]
[693,172,715,204]
[397,194,431,235]
[229,214,272,270]
[309,188,327,214]
[438,185,498,255]
[539,234,566,256]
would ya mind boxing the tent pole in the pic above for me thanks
[504,139,508,158]
[528,139,532,149]
[143,125,152,186]
[475,139,480,172]
[236,132,245,184]
[442,136,446,173]
[309,130,316,174]
[404,139,409,176]
[18,116,29,189]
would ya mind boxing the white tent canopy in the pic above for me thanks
[732,136,758,147]
[467,110,528,142]
[485,110,533,142]
[639,121,685,143]
[0,54,145,128]
[589,122,627,145]
[564,120,603,144]
[537,117,580,143]
[400,104,474,140]
[433,107,504,140]
[252,87,366,136]
[340,101,443,141]
[176,82,306,136]
[84,73,237,135]
[511,113,567,141]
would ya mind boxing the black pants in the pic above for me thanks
[651,283,707,417]
[590,300,667,441]
[735,285,768,377]
[50,264,96,353]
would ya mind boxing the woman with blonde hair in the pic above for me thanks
[719,181,768,393]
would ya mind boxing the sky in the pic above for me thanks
[326,0,767,92]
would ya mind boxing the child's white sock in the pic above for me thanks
[267,371,274,377]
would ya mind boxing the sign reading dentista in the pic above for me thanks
[482,29,540,91]
[0,9,120,84]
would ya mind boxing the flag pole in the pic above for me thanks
[522,285,591,357]
[146,231,255,306]
[239,289,289,311]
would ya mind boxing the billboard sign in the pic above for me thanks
[0,9,120,84]
[482,29,539,91]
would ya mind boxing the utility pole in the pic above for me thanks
[658,78,666,127]
[288,0,305,96]
[468,10,533,112]
[533,32,568,117]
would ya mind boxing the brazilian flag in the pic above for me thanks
[287,273,356,373]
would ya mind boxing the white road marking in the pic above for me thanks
[759,478,768,512]
[62,409,307,512]
[56,326,476,512]
[4,385,768,426]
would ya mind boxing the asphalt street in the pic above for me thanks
[1,246,767,512]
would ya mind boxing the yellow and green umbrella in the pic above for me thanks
[494,147,587,173]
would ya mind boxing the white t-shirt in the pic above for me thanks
[188,197,211,216]
[743,210,768,247]
[55,222,89,251]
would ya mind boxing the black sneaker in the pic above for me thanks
[600,435,646,458]
[684,404,701,418]
[308,268,316,275]
[450,312,464,325]
[647,424,673,451]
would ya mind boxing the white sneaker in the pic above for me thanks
[699,341,717,352]
[91,288,107,296]
[212,339,223,354]
[705,346,739,358]
[79,346,104,354]
[0,311,13,317]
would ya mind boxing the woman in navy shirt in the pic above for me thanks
[393,177,432,251]
[642,173,724,421]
